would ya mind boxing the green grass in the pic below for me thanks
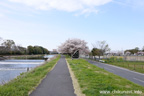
[106,61,144,73]
[67,58,144,96]
[0,55,60,96]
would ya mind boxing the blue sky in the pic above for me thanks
[0,0,144,51]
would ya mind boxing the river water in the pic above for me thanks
[0,55,55,85]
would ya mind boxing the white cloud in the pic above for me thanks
[113,0,144,9]
[75,8,98,17]
[9,0,112,13]
[0,13,4,17]
[126,0,144,8]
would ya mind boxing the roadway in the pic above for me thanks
[86,59,144,86]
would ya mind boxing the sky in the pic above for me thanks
[0,0,144,51]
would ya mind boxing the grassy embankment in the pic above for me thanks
[67,58,144,96]
[104,57,144,73]
[0,55,60,96]
[8,55,45,59]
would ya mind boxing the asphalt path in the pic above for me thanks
[86,59,144,86]
[30,56,76,96]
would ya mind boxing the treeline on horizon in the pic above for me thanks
[0,39,49,55]
[124,47,144,54]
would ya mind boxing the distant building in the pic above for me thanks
[53,49,57,52]
[137,52,144,56]
[50,49,58,54]
[105,52,123,56]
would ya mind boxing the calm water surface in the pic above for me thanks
[0,55,55,85]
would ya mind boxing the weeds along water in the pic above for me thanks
[0,55,60,96]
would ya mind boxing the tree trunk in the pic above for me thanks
[99,55,100,60]
[94,56,96,60]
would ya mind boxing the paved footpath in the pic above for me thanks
[30,56,76,96]
[87,59,144,86]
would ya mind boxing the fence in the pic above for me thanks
[80,55,144,73]
[81,55,144,61]
[108,61,144,73]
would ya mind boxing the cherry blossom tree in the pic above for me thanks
[58,38,89,55]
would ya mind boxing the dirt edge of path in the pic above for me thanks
[66,59,86,96]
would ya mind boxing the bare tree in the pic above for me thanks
[92,41,110,59]
[58,38,89,56]
[1,39,16,53]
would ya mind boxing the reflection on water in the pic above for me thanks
[0,55,55,85]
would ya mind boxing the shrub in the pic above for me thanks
[117,57,124,62]
[105,57,124,63]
